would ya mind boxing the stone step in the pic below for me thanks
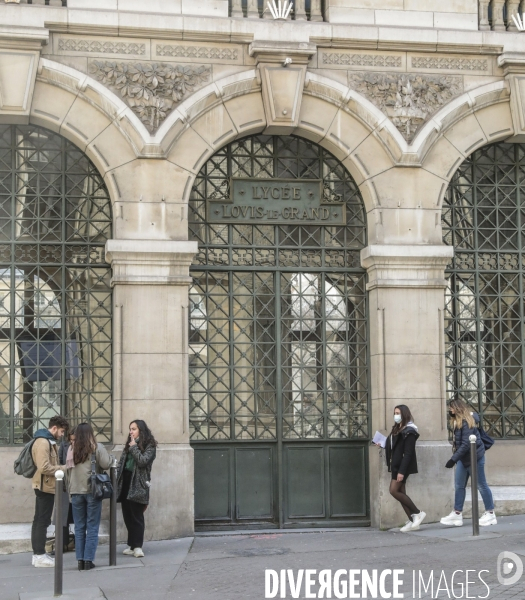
[0,521,109,555]
[463,486,525,518]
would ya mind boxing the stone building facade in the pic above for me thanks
[1,0,525,539]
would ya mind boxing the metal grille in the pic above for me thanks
[189,135,368,442]
[0,125,112,445]
[443,142,525,438]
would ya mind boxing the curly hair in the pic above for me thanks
[125,419,158,453]
[49,415,69,431]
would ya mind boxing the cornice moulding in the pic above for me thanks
[105,239,198,286]
[0,25,49,50]
[249,40,317,64]
[498,52,525,75]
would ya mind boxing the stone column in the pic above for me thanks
[491,0,506,30]
[362,245,455,529]
[507,1,521,30]
[106,239,198,540]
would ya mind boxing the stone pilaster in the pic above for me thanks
[105,239,198,540]
[361,245,455,529]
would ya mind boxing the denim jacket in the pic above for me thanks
[452,412,484,467]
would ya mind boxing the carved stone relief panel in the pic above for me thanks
[89,60,211,133]
[408,54,492,76]
[319,49,406,72]
[54,35,150,59]
[153,41,244,65]
[347,72,463,142]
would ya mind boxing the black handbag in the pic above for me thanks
[90,452,113,500]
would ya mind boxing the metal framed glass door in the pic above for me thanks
[189,135,369,528]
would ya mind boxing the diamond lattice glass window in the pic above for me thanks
[0,125,112,445]
[188,135,368,442]
[443,142,525,438]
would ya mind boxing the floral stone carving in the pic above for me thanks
[348,72,463,142]
[90,61,211,132]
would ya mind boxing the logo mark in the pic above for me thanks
[497,551,524,586]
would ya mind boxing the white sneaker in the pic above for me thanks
[33,554,55,568]
[123,547,135,555]
[133,548,144,558]
[411,511,426,529]
[440,511,463,527]
[400,520,414,533]
[479,511,497,526]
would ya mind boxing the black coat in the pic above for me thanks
[385,426,419,476]
[451,413,484,467]
[116,443,156,505]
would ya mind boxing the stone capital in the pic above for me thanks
[361,244,454,291]
[249,40,316,133]
[499,53,525,138]
[105,239,198,286]
[0,26,48,120]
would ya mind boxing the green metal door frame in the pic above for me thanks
[189,134,371,529]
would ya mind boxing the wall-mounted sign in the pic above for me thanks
[208,178,346,225]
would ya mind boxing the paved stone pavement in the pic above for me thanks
[2,515,525,600]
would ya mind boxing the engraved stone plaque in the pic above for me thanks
[208,178,346,225]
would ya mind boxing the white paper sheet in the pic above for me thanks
[372,430,387,448]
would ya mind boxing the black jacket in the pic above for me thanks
[385,425,419,476]
[117,443,156,505]
[451,412,484,467]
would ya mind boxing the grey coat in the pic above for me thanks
[67,443,113,495]
[116,443,156,505]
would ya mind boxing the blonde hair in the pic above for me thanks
[449,398,476,430]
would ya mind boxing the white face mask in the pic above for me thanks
[393,414,402,424]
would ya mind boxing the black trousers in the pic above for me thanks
[120,470,145,549]
[31,489,55,555]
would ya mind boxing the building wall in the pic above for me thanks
[324,0,479,29]
[0,2,525,536]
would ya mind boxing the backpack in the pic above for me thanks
[13,438,51,478]
[14,440,37,477]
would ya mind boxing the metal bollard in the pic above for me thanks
[109,459,118,566]
[54,470,65,597]
[469,434,479,537]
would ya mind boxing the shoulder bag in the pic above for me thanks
[478,423,495,451]
[90,452,113,500]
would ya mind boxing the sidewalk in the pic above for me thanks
[2,515,525,600]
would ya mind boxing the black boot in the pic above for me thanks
[83,561,96,571]
[78,560,84,571]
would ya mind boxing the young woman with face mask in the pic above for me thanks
[378,405,426,533]
[440,398,496,527]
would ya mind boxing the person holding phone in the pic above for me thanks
[376,405,426,533]
[117,420,157,558]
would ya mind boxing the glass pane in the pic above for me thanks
[443,142,525,438]
[0,124,112,445]
[189,135,368,442]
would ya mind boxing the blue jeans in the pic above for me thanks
[71,494,103,562]
[454,455,495,512]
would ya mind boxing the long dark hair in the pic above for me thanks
[72,423,97,465]
[391,404,413,436]
[124,419,158,453]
